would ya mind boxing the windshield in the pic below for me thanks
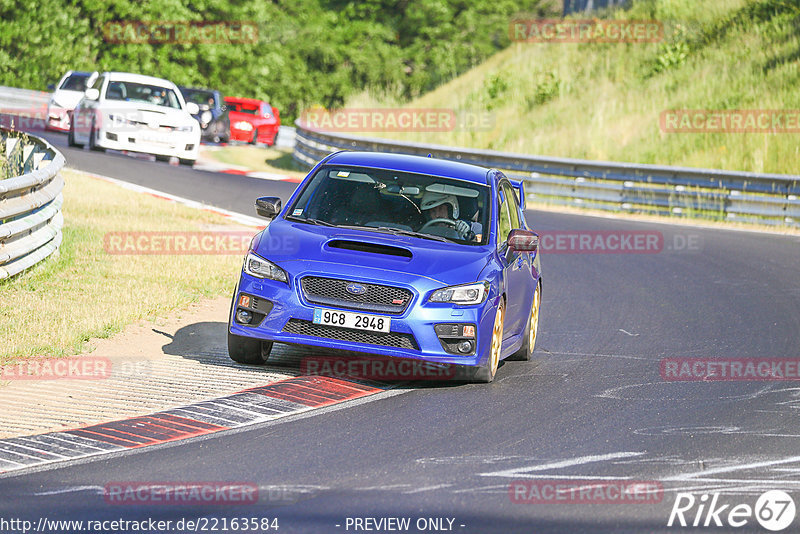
[288,165,490,245]
[228,102,267,115]
[105,81,182,109]
[59,74,90,91]
[181,88,216,110]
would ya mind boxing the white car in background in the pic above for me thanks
[69,72,201,166]
[46,71,98,132]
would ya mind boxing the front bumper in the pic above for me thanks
[229,272,498,367]
[97,124,200,159]
[47,108,70,132]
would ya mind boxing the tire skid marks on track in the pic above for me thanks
[0,376,383,475]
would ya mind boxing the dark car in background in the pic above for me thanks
[178,87,230,143]
[224,96,280,146]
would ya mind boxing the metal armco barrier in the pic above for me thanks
[0,128,65,279]
[293,123,800,228]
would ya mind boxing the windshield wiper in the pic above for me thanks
[380,227,454,243]
[346,225,454,243]
[285,215,335,227]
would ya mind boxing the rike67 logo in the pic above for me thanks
[668,490,796,531]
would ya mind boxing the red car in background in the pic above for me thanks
[224,96,280,146]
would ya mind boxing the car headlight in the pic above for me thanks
[234,121,254,131]
[176,123,195,132]
[201,111,212,124]
[243,252,287,283]
[429,281,490,305]
[108,114,137,127]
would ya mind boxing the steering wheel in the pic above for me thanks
[420,218,457,230]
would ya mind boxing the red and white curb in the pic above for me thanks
[192,159,302,183]
[0,376,384,475]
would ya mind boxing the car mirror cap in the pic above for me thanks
[84,88,100,100]
[255,197,282,219]
[507,229,539,252]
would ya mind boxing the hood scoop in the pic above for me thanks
[327,239,412,259]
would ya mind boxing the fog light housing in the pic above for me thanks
[235,309,253,324]
[457,340,474,353]
[434,323,477,355]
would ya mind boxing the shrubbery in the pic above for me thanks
[0,0,556,121]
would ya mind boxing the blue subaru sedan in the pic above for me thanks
[228,151,541,382]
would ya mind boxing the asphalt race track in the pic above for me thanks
[2,129,800,533]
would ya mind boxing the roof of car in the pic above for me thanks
[323,151,491,185]
[101,72,177,87]
[179,86,217,93]
[224,96,266,105]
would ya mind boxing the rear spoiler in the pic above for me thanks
[510,179,526,210]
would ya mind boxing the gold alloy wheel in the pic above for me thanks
[489,303,505,378]
[529,283,540,350]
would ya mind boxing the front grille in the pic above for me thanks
[283,319,418,350]
[301,277,413,315]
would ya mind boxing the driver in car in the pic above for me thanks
[420,191,475,241]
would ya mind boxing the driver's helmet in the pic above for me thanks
[420,191,459,219]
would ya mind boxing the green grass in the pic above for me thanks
[202,145,307,177]
[0,169,251,364]
[348,0,800,175]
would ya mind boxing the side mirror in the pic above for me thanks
[47,83,55,91]
[255,197,281,220]
[507,229,539,252]
[84,88,100,101]
[186,102,199,115]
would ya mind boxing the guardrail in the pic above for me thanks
[0,128,65,279]
[293,123,800,227]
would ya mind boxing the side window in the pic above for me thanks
[91,76,105,90]
[497,187,512,245]
[503,183,521,229]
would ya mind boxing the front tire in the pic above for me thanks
[228,332,273,364]
[88,120,105,152]
[67,123,83,148]
[179,158,195,166]
[473,301,505,383]
[507,282,541,361]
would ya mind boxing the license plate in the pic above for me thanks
[312,308,390,333]
[140,134,170,146]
